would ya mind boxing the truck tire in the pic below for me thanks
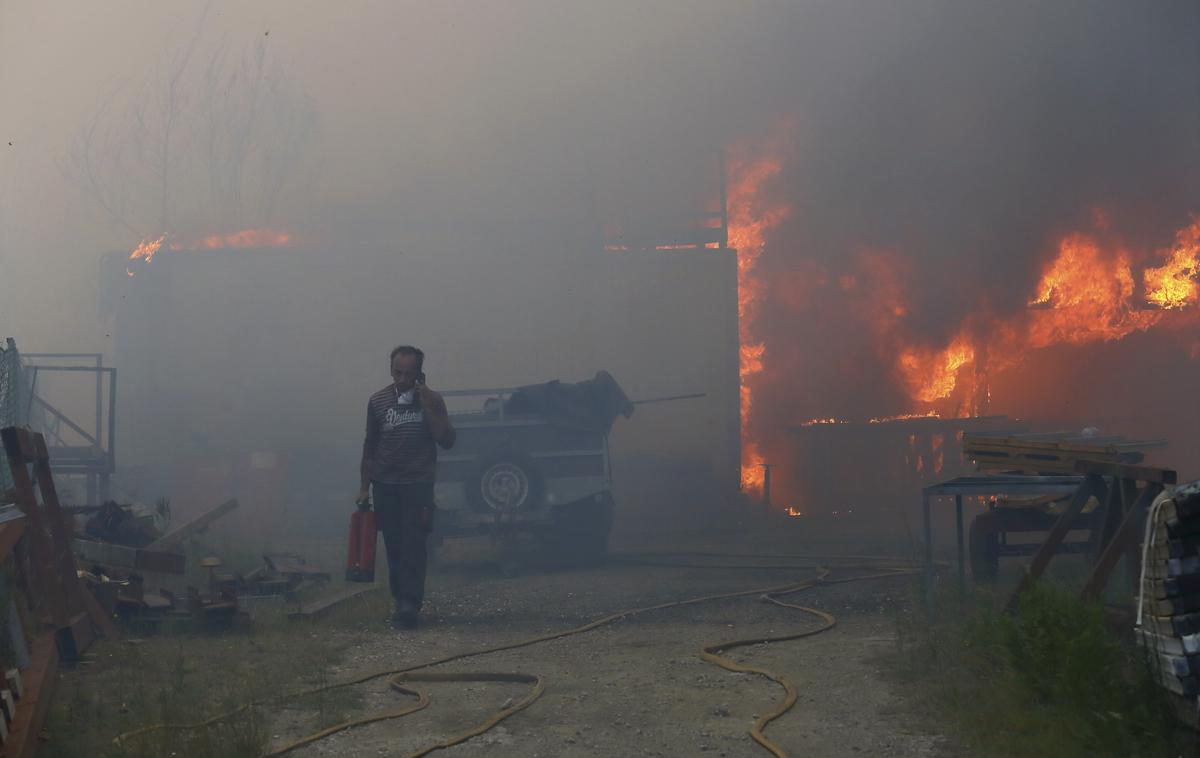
[969,511,1001,583]
[468,448,545,514]
[542,492,614,567]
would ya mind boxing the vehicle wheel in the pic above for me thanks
[969,510,1001,583]
[542,493,614,567]
[468,448,545,515]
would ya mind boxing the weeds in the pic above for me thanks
[39,589,383,758]
[890,579,1195,758]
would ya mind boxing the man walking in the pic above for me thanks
[358,345,456,629]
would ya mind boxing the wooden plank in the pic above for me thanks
[31,436,95,640]
[1074,459,1177,485]
[964,438,1141,475]
[1088,474,1125,561]
[966,435,1127,455]
[145,498,238,551]
[1144,555,1200,579]
[287,584,377,621]
[1005,474,1102,612]
[1145,575,1200,600]
[5,629,58,758]
[1135,629,1200,656]
[1081,483,1162,601]
[1142,615,1174,638]
[2,429,70,628]
[1143,611,1200,638]
[0,428,38,465]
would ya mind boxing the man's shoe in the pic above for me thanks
[391,608,418,630]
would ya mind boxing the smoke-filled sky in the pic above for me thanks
[3,1,1200,496]
[5,1,1196,343]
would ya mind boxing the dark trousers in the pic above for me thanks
[372,481,434,612]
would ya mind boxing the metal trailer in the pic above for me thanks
[428,385,702,564]
[431,387,618,564]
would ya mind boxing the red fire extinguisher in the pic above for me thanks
[346,502,377,583]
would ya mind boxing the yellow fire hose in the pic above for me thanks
[111,555,921,757]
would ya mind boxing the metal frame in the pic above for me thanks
[922,474,1085,597]
[922,462,1178,611]
[21,353,116,504]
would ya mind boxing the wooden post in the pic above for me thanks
[2,426,116,658]
[955,494,965,595]
[761,464,773,509]
[1005,474,1101,612]
[1080,483,1161,602]
[2,428,71,630]
[923,494,934,615]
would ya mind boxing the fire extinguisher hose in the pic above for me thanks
[111,555,922,758]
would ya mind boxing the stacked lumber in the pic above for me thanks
[963,434,1149,475]
[1137,480,1200,698]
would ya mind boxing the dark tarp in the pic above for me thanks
[503,371,634,434]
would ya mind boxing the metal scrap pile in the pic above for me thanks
[74,498,242,628]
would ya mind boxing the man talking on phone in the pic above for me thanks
[358,345,456,630]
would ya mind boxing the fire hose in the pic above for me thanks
[111,555,922,757]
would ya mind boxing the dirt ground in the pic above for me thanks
[266,529,963,758]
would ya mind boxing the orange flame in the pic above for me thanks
[888,219,1200,414]
[129,234,167,263]
[897,330,976,405]
[175,228,294,251]
[727,124,794,494]
[1027,234,1156,346]
[869,411,940,424]
[1144,220,1200,310]
[127,229,296,275]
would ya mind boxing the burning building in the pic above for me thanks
[100,222,741,536]
[728,124,1200,517]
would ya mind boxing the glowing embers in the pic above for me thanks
[188,229,293,250]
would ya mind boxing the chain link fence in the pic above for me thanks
[0,338,28,493]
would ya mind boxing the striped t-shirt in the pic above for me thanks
[363,383,437,484]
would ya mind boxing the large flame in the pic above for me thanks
[1027,234,1156,346]
[722,123,1200,513]
[727,125,793,495]
[1144,219,1200,310]
[898,329,976,406]
[892,221,1200,412]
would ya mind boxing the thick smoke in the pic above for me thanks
[2,1,1199,514]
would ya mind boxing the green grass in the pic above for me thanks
[889,579,1195,758]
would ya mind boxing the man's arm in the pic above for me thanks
[358,400,378,502]
[418,386,457,449]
